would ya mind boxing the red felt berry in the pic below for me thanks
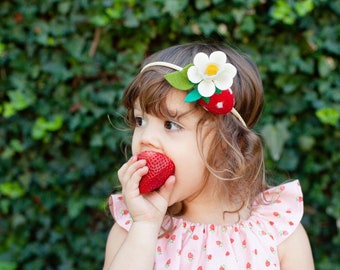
[198,89,234,114]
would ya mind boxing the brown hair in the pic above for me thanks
[122,42,266,218]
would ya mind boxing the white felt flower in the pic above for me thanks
[187,51,237,97]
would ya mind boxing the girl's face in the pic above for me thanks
[131,89,214,206]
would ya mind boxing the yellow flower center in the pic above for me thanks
[205,63,219,76]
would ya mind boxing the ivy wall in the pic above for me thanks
[0,0,339,269]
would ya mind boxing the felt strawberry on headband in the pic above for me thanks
[141,51,246,126]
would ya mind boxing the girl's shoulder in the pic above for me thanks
[249,179,304,245]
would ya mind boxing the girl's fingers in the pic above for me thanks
[117,155,137,178]
[158,176,176,203]
[124,165,148,192]
[118,156,146,185]
[118,156,147,190]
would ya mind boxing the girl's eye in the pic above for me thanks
[135,117,145,127]
[164,120,182,131]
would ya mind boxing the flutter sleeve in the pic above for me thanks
[251,180,304,245]
[109,194,133,231]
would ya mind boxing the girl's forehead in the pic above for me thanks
[165,90,192,113]
[134,88,194,115]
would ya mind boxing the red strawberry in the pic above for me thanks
[138,151,175,194]
[198,89,234,114]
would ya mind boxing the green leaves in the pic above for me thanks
[31,116,63,141]
[0,182,25,199]
[316,108,340,126]
[1,90,36,118]
[261,121,290,161]
[270,0,314,24]
[0,0,339,268]
[0,261,16,270]
[164,64,194,90]
[164,0,189,15]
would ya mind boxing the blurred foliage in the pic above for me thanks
[0,0,339,269]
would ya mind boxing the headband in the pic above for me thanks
[141,51,247,127]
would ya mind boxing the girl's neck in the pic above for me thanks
[179,187,250,225]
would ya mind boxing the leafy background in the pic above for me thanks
[0,0,339,269]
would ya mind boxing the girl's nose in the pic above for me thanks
[138,123,162,150]
[132,119,162,151]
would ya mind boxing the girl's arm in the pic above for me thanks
[103,156,176,270]
[103,221,161,270]
[278,223,314,270]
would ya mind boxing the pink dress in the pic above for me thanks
[109,180,303,269]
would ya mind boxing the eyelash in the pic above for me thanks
[164,120,182,131]
[134,116,145,127]
[134,117,182,131]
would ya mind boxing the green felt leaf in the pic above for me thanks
[164,64,194,90]
[202,96,210,103]
[184,87,201,102]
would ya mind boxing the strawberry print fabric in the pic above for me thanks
[109,180,303,269]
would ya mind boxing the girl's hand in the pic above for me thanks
[117,155,175,225]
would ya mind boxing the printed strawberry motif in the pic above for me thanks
[138,151,175,194]
[192,234,199,240]
[120,209,129,216]
[188,252,194,262]
[273,211,280,218]
[124,219,131,225]
[169,234,176,243]
[165,258,171,268]
[281,230,289,236]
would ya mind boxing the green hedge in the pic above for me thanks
[1,0,339,269]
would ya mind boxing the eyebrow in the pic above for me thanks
[165,107,197,121]
[133,100,197,121]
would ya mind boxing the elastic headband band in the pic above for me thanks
[140,52,247,127]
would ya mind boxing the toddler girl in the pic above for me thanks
[103,43,314,269]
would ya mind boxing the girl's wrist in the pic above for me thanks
[130,220,163,238]
[133,219,163,229]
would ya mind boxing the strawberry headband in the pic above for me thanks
[141,51,247,127]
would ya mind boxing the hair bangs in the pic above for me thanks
[123,69,176,127]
